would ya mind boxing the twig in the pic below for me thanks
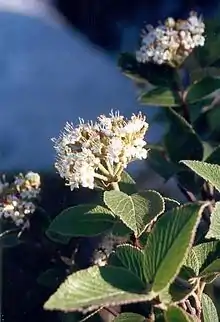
[103,306,119,317]
[0,228,19,239]
[130,233,142,249]
[177,184,197,202]
[79,307,103,322]
[181,98,191,123]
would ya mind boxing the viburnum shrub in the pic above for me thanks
[3,10,220,322]
[43,11,220,321]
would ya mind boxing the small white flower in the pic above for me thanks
[166,17,175,28]
[136,11,205,66]
[193,34,205,47]
[0,171,41,227]
[107,137,123,164]
[53,111,149,190]
[25,172,41,187]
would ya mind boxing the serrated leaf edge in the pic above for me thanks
[165,304,193,321]
[151,203,208,294]
[44,265,155,313]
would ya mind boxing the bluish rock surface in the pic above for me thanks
[0,1,165,173]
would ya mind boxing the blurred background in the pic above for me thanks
[0,0,218,173]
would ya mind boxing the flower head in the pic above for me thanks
[136,11,205,67]
[52,111,149,190]
[0,172,41,226]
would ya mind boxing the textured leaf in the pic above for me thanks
[47,204,115,237]
[159,266,196,305]
[44,266,153,313]
[202,293,219,322]
[199,259,220,283]
[144,203,204,293]
[139,87,181,107]
[206,202,220,239]
[114,313,146,322]
[182,160,220,192]
[169,266,195,303]
[186,77,220,104]
[185,241,219,275]
[139,231,149,247]
[164,198,181,211]
[164,108,203,163]
[110,245,147,283]
[202,142,214,161]
[165,305,193,321]
[104,190,165,237]
[119,171,137,195]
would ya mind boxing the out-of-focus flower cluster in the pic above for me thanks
[0,172,41,226]
[53,111,149,190]
[136,11,205,67]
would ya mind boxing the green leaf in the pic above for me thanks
[206,202,220,239]
[207,104,220,133]
[110,244,147,283]
[168,266,195,303]
[139,87,181,107]
[206,145,220,164]
[182,160,220,192]
[44,266,153,313]
[112,220,131,237]
[46,230,71,244]
[47,204,115,237]
[186,77,220,104]
[202,293,219,322]
[118,52,176,87]
[139,231,149,248]
[189,17,220,69]
[185,241,219,275]
[189,98,213,123]
[119,171,137,195]
[37,268,65,289]
[164,197,181,211]
[0,231,22,248]
[159,266,195,305]
[202,142,215,161]
[165,305,193,321]
[199,259,220,283]
[114,313,146,322]
[104,190,165,237]
[144,203,204,293]
[164,108,203,163]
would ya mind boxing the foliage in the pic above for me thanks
[3,11,220,322]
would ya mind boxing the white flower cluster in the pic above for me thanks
[136,12,205,66]
[53,111,149,190]
[0,172,41,226]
